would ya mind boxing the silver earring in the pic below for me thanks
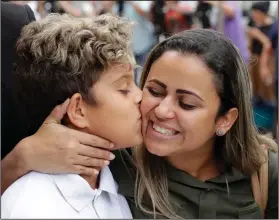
[216,130,223,136]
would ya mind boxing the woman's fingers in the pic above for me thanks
[74,155,110,168]
[78,144,115,161]
[73,165,100,176]
[43,98,70,124]
[70,129,114,149]
[23,101,116,176]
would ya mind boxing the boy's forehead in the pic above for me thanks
[111,63,133,72]
[102,63,134,82]
[107,63,133,75]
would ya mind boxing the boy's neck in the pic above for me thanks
[63,123,102,189]
[80,167,102,189]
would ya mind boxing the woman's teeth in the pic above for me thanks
[152,123,177,136]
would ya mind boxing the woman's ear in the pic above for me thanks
[215,108,239,135]
[67,93,88,129]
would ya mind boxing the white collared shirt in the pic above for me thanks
[1,166,133,219]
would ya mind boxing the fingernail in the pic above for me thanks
[109,143,114,148]
[104,160,110,166]
[94,169,99,175]
[62,98,70,106]
[109,153,115,160]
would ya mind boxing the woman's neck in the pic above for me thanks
[166,144,222,182]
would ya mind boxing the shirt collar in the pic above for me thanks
[208,166,249,183]
[50,166,118,212]
[99,165,118,196]
[165,161,248,188]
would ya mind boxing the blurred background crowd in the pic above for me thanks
[3,0,279,138]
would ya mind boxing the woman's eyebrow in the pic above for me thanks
[148,79,204,101]
[147,79,166,89]
[176,89,204,102]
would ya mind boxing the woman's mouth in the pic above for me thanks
[147,121,180,139]
[152,123,178,136]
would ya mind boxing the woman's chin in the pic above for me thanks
[146,144,167,157]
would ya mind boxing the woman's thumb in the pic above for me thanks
[43,99,70,124]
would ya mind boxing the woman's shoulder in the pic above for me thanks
[268,147,278,166]
[265,148,278,218]
[267,148,278,185]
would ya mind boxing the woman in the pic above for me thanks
[2,29,278,218]
[128,28,277,219]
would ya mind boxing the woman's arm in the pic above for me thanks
[1,99,115,194]
[1,138,30,194]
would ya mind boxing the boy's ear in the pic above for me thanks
[67,93,89,128]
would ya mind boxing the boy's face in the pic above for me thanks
[81,63,143,149]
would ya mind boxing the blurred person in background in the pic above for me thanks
[26,1,45,20]
[256,18,278,137]
[267,19,278,137]
[164,1,195,36]
[112,1,156,86]
[43,0,65,14]
[175,1,197,28]
[92,1,114,16]
[247,1,277,133]
[208,1,250,63]
[248,1,276,105]
[150,0,166,42]
[58,1,96,17]
[195,1,212,29]
[43,1,96,17]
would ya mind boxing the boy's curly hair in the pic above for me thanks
[13,13,135,133]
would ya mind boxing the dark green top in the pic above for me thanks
[110,149,278,219]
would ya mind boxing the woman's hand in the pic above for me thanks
[14,99,115,176]
[2,99,115,194]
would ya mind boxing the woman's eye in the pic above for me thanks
[146,87,162,97]
[119,90,130,95]
[179,101,196,110]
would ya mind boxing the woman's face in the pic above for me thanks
[140,51,223,157]
[84,63,143,149]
